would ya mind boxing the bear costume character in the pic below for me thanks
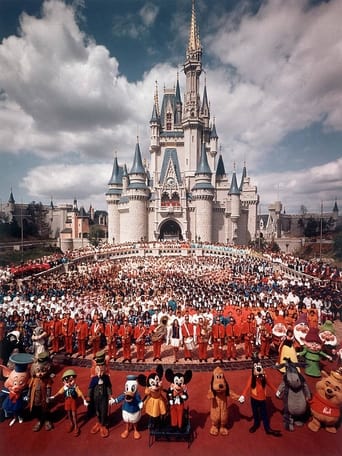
[207,366,239,436]
[308,367,342,433]
[165,368,192,430]
[110,374,143,439]
[28,351,53,432]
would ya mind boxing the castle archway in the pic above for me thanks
[158,219,183,241]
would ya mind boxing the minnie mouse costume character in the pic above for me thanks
[165,368,192,430]
[137,364,167,429]
[239,354,281,436]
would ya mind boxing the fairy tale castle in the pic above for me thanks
[106,1,259,244]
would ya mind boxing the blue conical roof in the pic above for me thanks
[130,142,145,174]
[229,171,240,195]
[108,156,122,185]
[150,103,159,123]
[239,164,247,190]
[196,143,211,175]
[216,154,225,177]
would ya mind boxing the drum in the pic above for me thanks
[184,337,195,350]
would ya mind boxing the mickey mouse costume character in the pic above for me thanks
[239,354,281,436]
[137,364,167,429]
[165,368,192,430]
[110,374,143,439]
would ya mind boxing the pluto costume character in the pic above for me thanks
[207,366,239,436]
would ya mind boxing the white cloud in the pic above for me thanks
[139,3,159,27]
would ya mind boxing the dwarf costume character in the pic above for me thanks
[87,351,113,438]
[298,327,332,377]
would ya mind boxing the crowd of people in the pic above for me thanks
[0,242,341,366]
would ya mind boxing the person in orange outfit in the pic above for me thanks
[61,311,75,357]
[48,314,61,355]
[197,317,211,362]
[211,316,225,362]
[89,314,105,357]
[241,314,256,359]
[75,313,89,358]
[119,317,133,363]
[134,318,147,362]
[258,317,273,359]
[105,315,119,361]
[226,317,240,360]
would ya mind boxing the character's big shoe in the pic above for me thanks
[249,425,259,433]
[32,421,43,432]
[100,425,109,438]
[209,425,219,436]
[133,430,141,440]
[90,422,101,434]
[265,429,281,437]
[219,426,229,436]
[44,421,53,431]
[121,429,129,439]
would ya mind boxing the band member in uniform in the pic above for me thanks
[259,317,273,359]
[61,311,75,357]
[242,314,256,359]
[134,318,146,362]
[75,312,89,358]
[197,317,211,362]
[211,316,225,362]
[170,319,182,364]
[89,314,105,358]
[226,317,239,360]
[105,315,119,361]
[150,315,167,362]
[118,317,133,363]
[48,313,61,355]
[181,314,196,361]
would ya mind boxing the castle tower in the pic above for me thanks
[228,168,241,242]
[106,154,122,244]
[192,142,214,242]
[124,140,149,242]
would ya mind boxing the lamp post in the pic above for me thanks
[319,201,323,261]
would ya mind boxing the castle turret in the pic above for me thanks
[192,142,214,242]
[106,154,123,244]
[125,140,149,242]
[228,169,241,243]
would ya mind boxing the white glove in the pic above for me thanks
[275,391,281,399]
[108,398,116,406]
[48,396,55,401]
[83,400,88,407]
[238,395,245,404]
[138,401,143,410]
[169,399,174,405]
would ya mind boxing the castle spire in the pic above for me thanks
[187,0,201,56]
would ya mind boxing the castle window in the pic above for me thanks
[161,192,170,206]
[166,112,172,130]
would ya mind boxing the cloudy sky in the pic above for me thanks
[0,0,341,215]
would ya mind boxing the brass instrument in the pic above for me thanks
[135,327,146,344]
[151,315,168,342]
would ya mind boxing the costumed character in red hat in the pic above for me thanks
[297,327,332,377]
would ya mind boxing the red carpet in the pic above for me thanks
[1,362,341,456]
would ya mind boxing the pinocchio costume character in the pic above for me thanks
[87,350,113,438]
[50,369,88,437]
